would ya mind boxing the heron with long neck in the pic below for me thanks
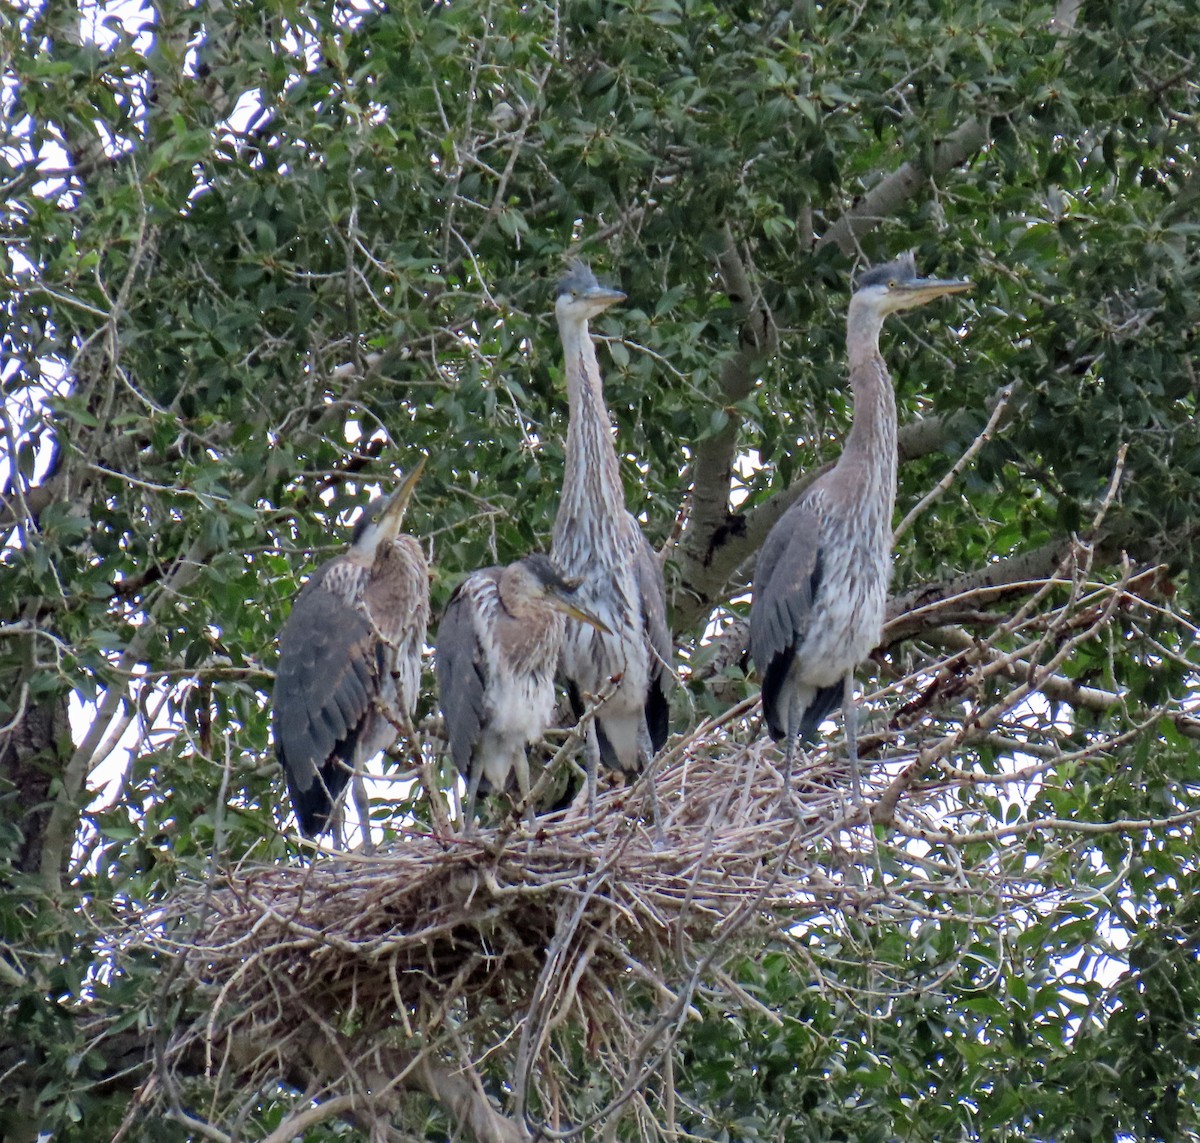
[549,261,673,822]
[272,460,429,851]
[749,254,971,791]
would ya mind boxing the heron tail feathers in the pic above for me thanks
[796,681,844,742]
[645,679,670,755]
[760,649,796,741]
[761,653,844,745]
[279,744,351,838]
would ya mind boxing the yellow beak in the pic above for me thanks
[548,591,613,636]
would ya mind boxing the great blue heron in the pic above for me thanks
[272,461,429,851]
[549,261,673,821]
[435,553,612,830]
[749,253,971,792]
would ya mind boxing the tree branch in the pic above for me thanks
[0,1010,531,1143]
[883,536,1080,642]
[882,523,1173,645]
[415,1057,529,1143]
[671,227,776,589]
[918,624,1200,739]
[893,384,1014,543]
[816,119,990,257]
[258,1095,360,1143]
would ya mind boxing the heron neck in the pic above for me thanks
[557,316,627,525]
[843,308,898,495]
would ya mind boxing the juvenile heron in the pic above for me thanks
[749,254,970,791]
[435,553,612,829]
[549,261,673,819]
[272,461,429,850]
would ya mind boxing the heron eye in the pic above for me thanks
[888,279,898,288]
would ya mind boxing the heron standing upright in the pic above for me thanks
[435,553,612,830]
[749,254,970,791]
[272,460,429,851]
[549,261,673,820]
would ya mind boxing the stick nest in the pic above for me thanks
[159,737,867,1043]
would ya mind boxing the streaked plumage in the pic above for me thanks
[549,261,673,816]
[750,254,971,783]
[435,553,610,828]
[272,462,429,848]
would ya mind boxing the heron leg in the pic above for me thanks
[513,750,535,833]
[644,768,665,848]
[637,721,666,849]
[463,764,484,835]
[782,690,801,793]
[843,672,863,804]
[328,800,346,851]
[783,731,797,792]
[351,763,374,854]
[584,724,601,820]
[779,695,802,820]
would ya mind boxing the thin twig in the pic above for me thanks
[893,384,1013,543]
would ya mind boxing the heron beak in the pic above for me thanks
[894,278,973,308]
[583,285,626,312]
[547,590,613,636]
[376,456,426,538]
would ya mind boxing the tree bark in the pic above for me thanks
[816,119,991,257]
[671,227,776,597]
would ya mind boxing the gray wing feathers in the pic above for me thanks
[635,537,672,686]
[750,498,824,670]
[635,534,673,751]
[435,576,493,779]
[272,578,376,796]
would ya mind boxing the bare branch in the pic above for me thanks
[671,227,776,588]
[884,536,1081,642]
[816,119,990,256]
[414,1059,528,1143]
[259,1095,360,1143]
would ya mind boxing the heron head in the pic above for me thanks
[350,457,425,558]
[554,259,626,323]
[853,251,972,317]
[518,553,613,635]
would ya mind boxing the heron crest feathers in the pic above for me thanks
[556,258,601,297]
[854,250,918,291]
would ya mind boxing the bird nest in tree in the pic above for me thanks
[149,713,1063,1127]
[151,724,944,1129]
[165,731,869,1042]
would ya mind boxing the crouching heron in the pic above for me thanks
[435,553,611,829]
[272,460,429,850]
[749,254,971,794]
